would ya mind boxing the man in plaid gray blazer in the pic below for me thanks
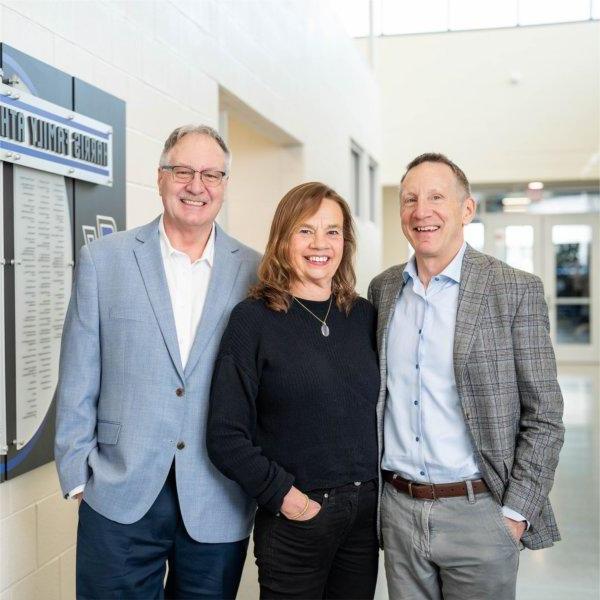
[368,153,564,599]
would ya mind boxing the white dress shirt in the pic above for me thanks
[158,216,214,369]
[383,242,526,524]
[68,216,214,499]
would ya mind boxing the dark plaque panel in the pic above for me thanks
[1,44,72,109]
[0,47,125,482]
[1,162,13,483]
[1,46,74,481]
[73,79,126,252]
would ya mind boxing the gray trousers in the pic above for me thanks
[382,481,521,600]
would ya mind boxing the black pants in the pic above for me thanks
[253,479,379,599]
[76,467,248,599]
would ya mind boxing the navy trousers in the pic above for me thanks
[76,467,249,599]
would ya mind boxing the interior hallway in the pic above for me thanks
[373,364,600,599]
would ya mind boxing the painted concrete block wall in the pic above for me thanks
[0,0,382,596]
[226,115,304,253]
[358,21,600,186]
[1,0,382,267]
[0,463,76,599]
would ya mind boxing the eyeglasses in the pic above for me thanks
[161,165,227,187]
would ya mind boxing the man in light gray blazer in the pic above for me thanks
[55,125,260,599]
[368,153,564,600]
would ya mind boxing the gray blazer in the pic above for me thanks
[368,245,564,550]
[54,216,261,543]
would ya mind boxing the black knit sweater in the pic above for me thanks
[207,296,380,514]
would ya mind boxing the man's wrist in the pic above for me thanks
[66,484,85,500]
[502,505,530,530]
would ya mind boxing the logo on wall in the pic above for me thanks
[82,215,117,245]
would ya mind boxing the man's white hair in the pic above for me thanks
[159,124,231,173]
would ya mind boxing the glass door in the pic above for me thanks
[544,215,599,363]
[483,214,543,276]
[483,213,599,363]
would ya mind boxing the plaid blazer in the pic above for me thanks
[368,245,564,550]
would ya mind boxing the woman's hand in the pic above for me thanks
[281,485,322,521]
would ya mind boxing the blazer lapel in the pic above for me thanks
[184,225,242,378]
[378,266,406,357]
[453,245,493,381]
[133,218,184,381]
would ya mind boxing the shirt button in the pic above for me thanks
[418,329,422,334]
[434,276,440,281]
[415,437,420,442]
[420,470,425,476]
[175,387,184,397]
[176,441,185,450]
[414,401,419,406]
[415,364,419,370]
[354,481,361,486]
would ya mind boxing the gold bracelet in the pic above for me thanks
[288,494,310,520]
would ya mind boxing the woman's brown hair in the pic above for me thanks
[249,182,358,314]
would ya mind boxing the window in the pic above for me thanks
[449,0,517,31]
[518,0,591,26]
[351,142,362,217]
[381,0,447,35]
[464,221,485,251]
[477,186,600,215]
[368,158,377,222]
[331,0,598,37]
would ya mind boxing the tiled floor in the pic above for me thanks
[515,365,599,600]
[372,364,600,600]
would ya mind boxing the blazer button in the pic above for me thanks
[175,387,184,397]
[177,441,185,450]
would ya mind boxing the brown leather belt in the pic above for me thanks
[383,470,488,500]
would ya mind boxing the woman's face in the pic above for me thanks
[289,198,345,293]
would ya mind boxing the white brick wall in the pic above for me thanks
[0,0,382,224]
[0,464,76,599]
[0,0,382,596]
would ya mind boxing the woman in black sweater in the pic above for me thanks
[207,182,380,599]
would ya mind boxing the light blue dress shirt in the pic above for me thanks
[383,243,526,524]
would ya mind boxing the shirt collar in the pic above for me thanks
[403,241,467,284]
[158,215,215,266]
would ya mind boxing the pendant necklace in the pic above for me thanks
[293,295,333,337]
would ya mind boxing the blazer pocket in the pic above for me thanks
[108,305,146,322]
[97,420,121,445]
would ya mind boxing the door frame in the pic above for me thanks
[542,213,599,364]
[481,213,599,364]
